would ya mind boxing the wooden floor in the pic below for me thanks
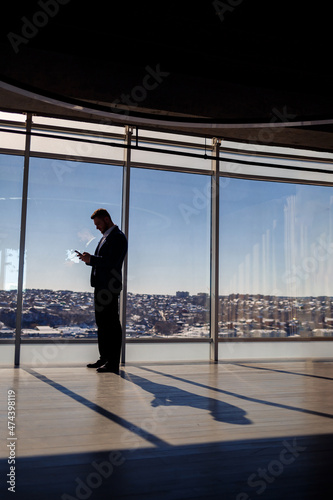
[1,360,333,499]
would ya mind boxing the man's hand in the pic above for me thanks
[79,252,91,264]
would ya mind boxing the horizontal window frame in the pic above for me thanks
[1,337,333,345]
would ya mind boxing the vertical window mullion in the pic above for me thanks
[15,113,32,366]
[210,138,220,362]
[120,126,132,365]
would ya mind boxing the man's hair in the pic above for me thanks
[91,208,112,220]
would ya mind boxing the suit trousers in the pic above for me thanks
[94,288,122,369]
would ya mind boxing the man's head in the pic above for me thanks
[91,208,114,234]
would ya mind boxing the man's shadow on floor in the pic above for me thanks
[123,372,252,425]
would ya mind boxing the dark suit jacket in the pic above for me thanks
[87,226,128,293]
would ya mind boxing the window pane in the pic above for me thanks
[31,134,125,162]
[134,128,208,146]
[30,117,125,162]
[127,168,210,338]
[32,115,125,136]
[22,158,123,339]
[220,151,333,184]
[0,115,26,151]
[131,138,212,171]
[219,178,333,338]
[0,154,24,346]
[221,139,333,162]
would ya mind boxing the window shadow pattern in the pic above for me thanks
[233,362,333,381]
[24,368,170,448]
[10,366,333,500]
[2,434,332,500]
[122,371,252,425]
[138,366,333,421]
[25,366,252,453]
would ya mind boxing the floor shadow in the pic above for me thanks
[138,366,333,421]
[233,362,333,381]
[24,368,170,448]
[123,371,252,425]
[2,434,332,500]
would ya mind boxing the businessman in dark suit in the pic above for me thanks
[78,208,128,373]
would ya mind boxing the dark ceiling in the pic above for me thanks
[1,0,333,152]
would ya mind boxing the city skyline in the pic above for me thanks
[1,288,333,340]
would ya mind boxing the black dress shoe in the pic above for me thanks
[87,359,106,368]
[96,363,119,374]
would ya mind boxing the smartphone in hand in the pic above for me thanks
[75,250,83,256]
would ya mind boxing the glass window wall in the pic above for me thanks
[0,154,24,361]
[0,112,26,152]
[219,178,333,338]
[126,167,211,338]
[220,149,333,184]
[1,110,333,366]
[22,158,123,339]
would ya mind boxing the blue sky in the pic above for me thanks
[220,178,333,297]
[1,154,333,296]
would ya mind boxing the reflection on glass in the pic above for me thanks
[22,158,122,339]
[0,155,24,340]
[219,178,333,338]
[127,168,210,338]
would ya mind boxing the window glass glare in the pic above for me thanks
[0,111,26,123]
[32,115,125,136]
[134,128,209,146]
[220,152,333,183]
[0,154,24,340]
[221,138,333,162]
[30,129,124,162]
[219,178,333,338]
[131,141,212,170]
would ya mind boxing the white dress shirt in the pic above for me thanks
[96,225,115,255]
